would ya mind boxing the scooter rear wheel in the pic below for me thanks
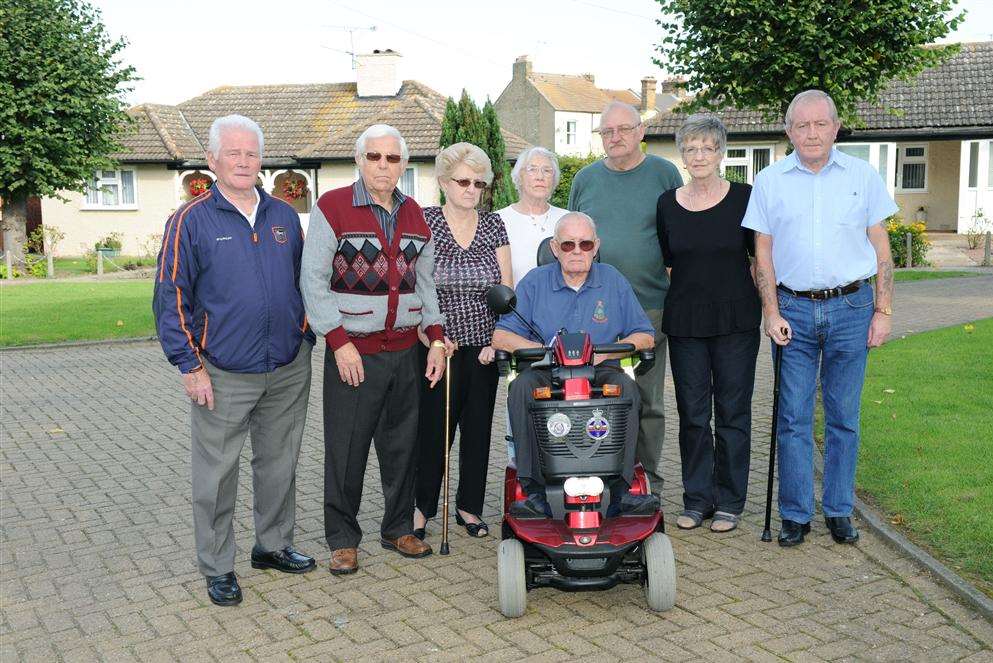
[643,532,676,611]
[497,539,527,618]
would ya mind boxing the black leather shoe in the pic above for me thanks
[250,545,316,574]
[777,520,811,547]
[206,572,242,606]
[825,516,859,544]
[509,493,552,519]
[607,492,660,518]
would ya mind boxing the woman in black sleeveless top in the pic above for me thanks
[657,114,761,533]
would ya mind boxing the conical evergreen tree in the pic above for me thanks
[482,99,516,210]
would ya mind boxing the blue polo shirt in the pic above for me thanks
[496,262,653,347]
[741,147,897,291]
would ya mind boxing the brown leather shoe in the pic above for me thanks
[328,548,358,575]
[381,534,432,558]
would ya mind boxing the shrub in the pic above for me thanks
[965,209,991,250]
[886,215,930,267]
[551,153,600,209]
[94,232,124,252]
[24,254,48,278]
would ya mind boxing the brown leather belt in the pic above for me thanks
[777,279,866,301]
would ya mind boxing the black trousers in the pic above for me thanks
[414,344,498,519]
[323,346,419,550]
[668,328,760,515]
[509,365,640,487]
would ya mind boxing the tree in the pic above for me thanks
[653,0,965,126]
[482,100,516,210]
[551,154,599,210]
[0,0,137,266]
[438,90,516,210]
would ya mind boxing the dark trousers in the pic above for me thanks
[509,365,640,487]
[668,328,760,515]
[414,345,498,519]
[323,346,419,550]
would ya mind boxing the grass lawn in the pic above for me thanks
[893,270,981,282]
[856,318,993,596]
[1,280,155,346]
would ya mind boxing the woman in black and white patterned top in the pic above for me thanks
[413,142,512,540]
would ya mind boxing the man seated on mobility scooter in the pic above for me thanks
[492,211,658,519]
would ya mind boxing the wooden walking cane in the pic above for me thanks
[440,353,452,555]
[761,341,785,542]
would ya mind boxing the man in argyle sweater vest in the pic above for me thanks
[301,125,447,574]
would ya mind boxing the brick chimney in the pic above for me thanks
[659,76,688,100]
[581,73,595,84]
[356,49,402,97]
[640,76,657,112]
[513,55,532,81]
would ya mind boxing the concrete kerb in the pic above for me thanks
[0,335,159,352]
[812,449,993,621]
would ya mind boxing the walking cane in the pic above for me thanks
[440,353,452,555]
[761,340,785,542]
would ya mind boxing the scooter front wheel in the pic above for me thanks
[642,532,676,611]
[497,538,527,618]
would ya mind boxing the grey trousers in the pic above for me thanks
[635,308,668,495]
[191,342,313,577]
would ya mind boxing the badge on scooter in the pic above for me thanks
[547,413,571,438]
[586,409,610,440]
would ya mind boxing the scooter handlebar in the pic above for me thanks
[593,342,636,355]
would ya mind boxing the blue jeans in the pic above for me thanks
[775,281,874,523]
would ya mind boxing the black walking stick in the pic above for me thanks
[761,340,785,543]
[440,353,452,555]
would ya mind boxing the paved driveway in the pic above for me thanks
[2,276,992,661]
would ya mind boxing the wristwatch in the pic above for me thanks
[874,306,892,315]
[430,340,446,349]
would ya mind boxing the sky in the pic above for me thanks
[92,0,993,108]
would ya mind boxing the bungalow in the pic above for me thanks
[644,41,993,234]
[40,50,530,256]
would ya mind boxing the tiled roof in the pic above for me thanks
[115,80,530,164]
[645,42,993,137]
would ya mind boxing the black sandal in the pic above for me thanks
[455,513,489,538]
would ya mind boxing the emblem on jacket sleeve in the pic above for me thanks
[592,300,607,323]
[586,409,610,440]
[272,227,288,244]
[547,413,572,438]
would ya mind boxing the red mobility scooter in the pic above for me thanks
[487,285,676,618]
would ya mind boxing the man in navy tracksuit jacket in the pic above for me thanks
[153,115,316,607]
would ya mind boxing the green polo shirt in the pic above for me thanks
[568,155,683,311]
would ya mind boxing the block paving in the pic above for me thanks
[2,275,992,661]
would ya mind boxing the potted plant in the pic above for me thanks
[95,232,124,257]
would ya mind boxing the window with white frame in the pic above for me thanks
[398,167,417,198]
[897,145,928,192]
[721,146,772,183]
[84,169,137,209]
[566,121,577,145]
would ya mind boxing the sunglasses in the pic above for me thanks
[451,178,487,190]
[557,239,596,252]
[365,151,403,163]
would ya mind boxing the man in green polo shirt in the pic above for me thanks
[568,101,683,496]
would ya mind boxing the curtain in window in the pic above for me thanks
[398,168,416,197]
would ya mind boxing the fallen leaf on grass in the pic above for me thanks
[891,514,907,525]
[891,413,897,420]
[872,400,883,405]
[882,388,895,394]
[116,320,124,327]
[964,323,975,333]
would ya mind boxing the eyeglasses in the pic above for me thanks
[682,146,720,157]
[365,151,403,163]
[525,165,555,176]
[451,178,487,190]
[557,239,596,252]
[598,124,641,139]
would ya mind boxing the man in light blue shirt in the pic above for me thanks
[742,90,897,547]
